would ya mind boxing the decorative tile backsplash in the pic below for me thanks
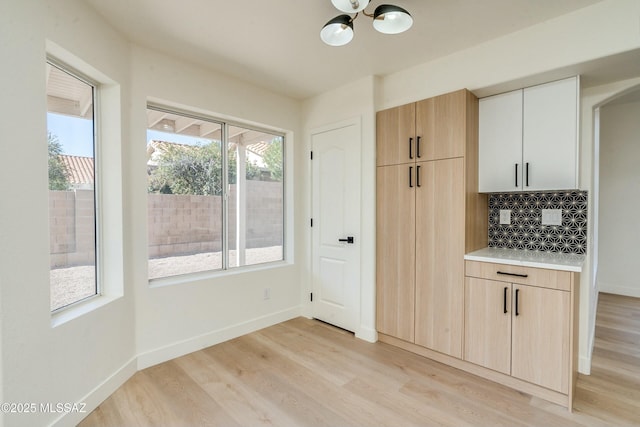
[488,191,587,254]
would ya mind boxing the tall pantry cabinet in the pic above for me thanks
[376,89,487,358]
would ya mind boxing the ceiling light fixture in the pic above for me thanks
[321,1,412,46]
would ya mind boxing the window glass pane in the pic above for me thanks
[147,109,223,279]
[228,126,284,268]
[46,62,97,311]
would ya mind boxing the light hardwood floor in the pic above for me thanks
[80,293,640,426]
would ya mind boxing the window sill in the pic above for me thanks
[148,259,292,289]
[51,294,122,328]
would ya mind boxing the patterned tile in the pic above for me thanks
[488,191,587,254]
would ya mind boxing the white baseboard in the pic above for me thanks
[579,355,591,375]
[51,357,137,427]
[50,307,302,426]
[599,282,640,298]
[137,306,301,370]
[356,325,377,343]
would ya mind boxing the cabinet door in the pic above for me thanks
[523,77,578,191]
[415,158,465,357]
[376,103,416,167]
[464,278,512,374]
[512,285,570,393]
[376,164,415,341]
[416,90,466,161]
[478,90,523,192]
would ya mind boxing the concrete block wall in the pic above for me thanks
[147,193,223,258]
[48,182,283,265]
[148,180,283,258]
[49,190,96,268]
[246,180,283,248]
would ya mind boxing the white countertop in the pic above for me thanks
[464,247,585,272]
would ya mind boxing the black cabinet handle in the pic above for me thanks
[526,162,530,187]
[409,166,413,188]
[409,137,413,160]
[515,163,518,187]
[416,136,421,158]
[497,271,528,278]
[515,289,520,316]
[338,236,354,244]
[416,165,421,187]
[503,287,508,314]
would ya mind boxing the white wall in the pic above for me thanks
[598,100,640,297]
[129,46,304,368]
[0,1,135,426]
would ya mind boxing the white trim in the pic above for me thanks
[51,307,301,425]
[598,282,640,298]
[136,306,301,370]
[51,357,137,427]
[356,325,378,343]
[51,295,122,328]
[579,355,592,375]
[149,260,291,289]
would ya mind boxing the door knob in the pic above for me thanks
[338,236,355,244]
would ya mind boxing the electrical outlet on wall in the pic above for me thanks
[542,209,563,225]
[500,209,511,225]
[263,288,271,300]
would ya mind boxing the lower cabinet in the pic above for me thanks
[378,258,579,409]
[464,277,512,375]
[464,276,571,393]
[511,283,571,393]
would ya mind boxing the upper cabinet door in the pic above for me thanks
[416,90,467,161]
[523,77,578,191]
[376,103,416,166]
[479,90,523,192]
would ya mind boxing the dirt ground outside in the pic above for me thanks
[50,246,282,311]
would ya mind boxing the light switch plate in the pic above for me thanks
[499,209,511,225]
[542,209,563,226]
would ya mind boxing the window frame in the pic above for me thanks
[47,56,102,313]
[146,104,286,284]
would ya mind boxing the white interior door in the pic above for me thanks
[311,119,361,333]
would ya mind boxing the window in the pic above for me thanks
[46,60,98,311]
[147,107,284,280]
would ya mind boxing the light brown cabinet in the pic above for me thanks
[464,277,512,374]
[376,103,415,166]
[376,91,468,167]
[464,261,577,397]
[375,164,415,342]
[414,157,465,357]
[376,89,487,358]
[511,282,571,393]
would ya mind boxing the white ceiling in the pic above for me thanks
[84,0,606,100]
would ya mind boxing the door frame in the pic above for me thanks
[309,117,362,334]
[579,78,640,375]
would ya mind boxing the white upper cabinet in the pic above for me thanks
[479,90,523,193]
[479,76,579,193]
[523,78,578,191]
